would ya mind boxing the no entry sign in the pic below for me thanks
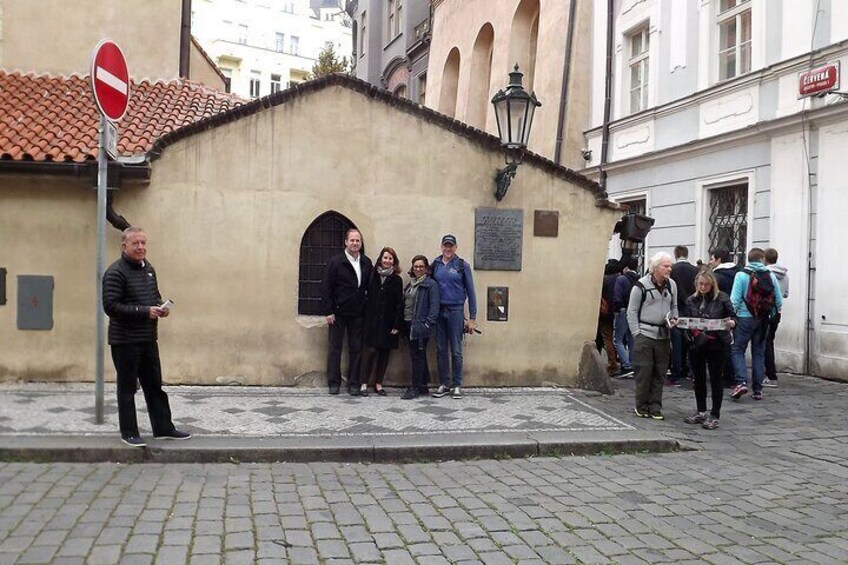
[90,40,130,122]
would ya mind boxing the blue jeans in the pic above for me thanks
[670,327,691,381]
[732,317,767,392]
[613,310,633,369]
[436,306,465,387]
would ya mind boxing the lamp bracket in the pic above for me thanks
[495,162,518,202]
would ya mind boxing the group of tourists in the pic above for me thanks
[321,229,478,401]
[599,245,788,430]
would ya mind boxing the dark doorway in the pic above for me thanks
[298,212,358,315]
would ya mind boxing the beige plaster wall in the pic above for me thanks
[0,174,110,381]
[189,42,227,91]
[0,0,182,80]
[125,85,615,386]
[0,85,617,386]
[425,0,591,170]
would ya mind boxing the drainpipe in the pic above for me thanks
[553,0,578,166]
[106,191,131,231]
[179,0,192,78]
[598,0,615,198]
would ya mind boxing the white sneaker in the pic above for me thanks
[451,387,462,399]
[763,378,778,388]
[431,385,450,398]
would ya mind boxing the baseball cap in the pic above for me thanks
[441,234,457,246]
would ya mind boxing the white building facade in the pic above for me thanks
[192,0,352,98]
[584,0,848,380]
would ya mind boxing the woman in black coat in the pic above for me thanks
[360,246,404,396]
[683,270,736,430]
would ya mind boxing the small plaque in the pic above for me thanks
[533,210,559,237]
[487,287,509,322]
[474,208,523,271]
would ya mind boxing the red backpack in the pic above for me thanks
[743,268,775,320]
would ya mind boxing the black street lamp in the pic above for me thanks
[491,65,541,201]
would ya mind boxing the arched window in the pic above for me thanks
[467,24,495,129]
[298,212,358,315]
[439,47,461,118]
[508,0,540,91]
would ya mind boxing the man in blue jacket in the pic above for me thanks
[431,235,477,399]
[729,248,783,401]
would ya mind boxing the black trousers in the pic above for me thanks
[362,347,391,387]
[691,340,726,418]
[111,342,175,438]
[410,335,432,392]
[765,313,781,380]
[327,314,364,389]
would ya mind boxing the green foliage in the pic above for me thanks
[309,44,350,79]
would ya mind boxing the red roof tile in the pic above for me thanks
[0,70,245,163]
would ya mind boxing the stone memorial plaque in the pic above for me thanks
[533,210,559,237]
[474,208,523,271]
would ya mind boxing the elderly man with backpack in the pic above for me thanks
[729,248,784,401]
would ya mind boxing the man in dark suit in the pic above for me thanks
[669,245,699,385]
[321,228,373,396]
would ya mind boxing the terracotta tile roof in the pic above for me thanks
[0,70,244,163]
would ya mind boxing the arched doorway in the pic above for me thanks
[298,211,358,315]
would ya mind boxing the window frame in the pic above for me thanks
[716,0,752,81]
[386,0,402,43]
[275,32,285,53]
[627,25,650,114]
[270,74,282,94]
[249,71,261,98]
[695,171,756,264]
[359,11,367,57]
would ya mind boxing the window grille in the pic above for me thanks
[708,184,748,266]
[298,213,358,315]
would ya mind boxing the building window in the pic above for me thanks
[238,24,248,45]
[290,36,300,55]
[221,68,232,93]
[298,212,358,315]
[282,2,294,13]
[708,183,748,266]
[418,74,426,105]
[271,74,282,93]
[717,0,751,81]
[628,25,649,114]
[359,11,367,56]
[249,71,261,98]
[387,0,402,41]
[275,32,285,53]
[393,84,407,99]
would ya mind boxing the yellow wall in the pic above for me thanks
[0,85,618,386]
[0,0,182,80]
[426,0,591,170]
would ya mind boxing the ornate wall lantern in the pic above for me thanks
[491,65,541,201]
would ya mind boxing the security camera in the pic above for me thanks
[581,148,592,161]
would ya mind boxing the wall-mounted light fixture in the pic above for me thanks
[491,65,541,202]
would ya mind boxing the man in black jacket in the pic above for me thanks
[669,245,699,384]
[322,228,373,395]
[102,227,190,447]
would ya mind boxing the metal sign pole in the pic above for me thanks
[95,114,107,424]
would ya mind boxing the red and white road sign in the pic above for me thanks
[90,40,130,122]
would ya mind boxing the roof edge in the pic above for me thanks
[147,73,603,197]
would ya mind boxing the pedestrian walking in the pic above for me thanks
[322,228,373,396]
[360,247,404,396]
[102,227,191,447]
[612,255,639,378]
[682,271,736,430]
[628,252,679,420]
[763,247,789,388]
[598,259,621,377]
[729,248,783,401]
[400,255,440,400]
[431,234,477,399]
[670,245,699,386]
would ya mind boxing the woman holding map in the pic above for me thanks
[682,270,736,430]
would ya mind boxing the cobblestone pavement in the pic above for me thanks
[0,374,846,564]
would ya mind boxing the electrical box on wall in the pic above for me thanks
[17,275,54,330]
[487,287,509,322]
